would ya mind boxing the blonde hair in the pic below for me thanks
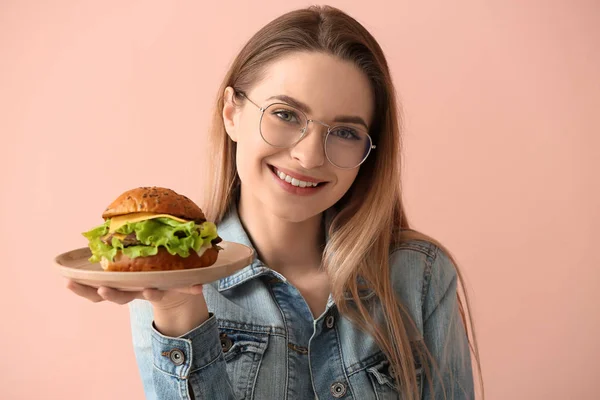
[204,5,483,399]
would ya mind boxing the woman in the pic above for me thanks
[69,5,482,399]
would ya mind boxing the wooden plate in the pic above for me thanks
[54,241,254,291]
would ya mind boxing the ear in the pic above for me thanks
[222,86,240,142]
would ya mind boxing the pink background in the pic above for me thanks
[1,1,598,399]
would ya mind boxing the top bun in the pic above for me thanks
[102,187,206,223]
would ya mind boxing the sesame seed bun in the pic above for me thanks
[100,247,220,272]
[101,186,206,223]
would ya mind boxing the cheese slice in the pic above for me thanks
[108,212,190,233]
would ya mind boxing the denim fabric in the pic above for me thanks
[129,205,474,399]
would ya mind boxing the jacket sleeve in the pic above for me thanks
[128,299,238,400]
[421,247,475,400]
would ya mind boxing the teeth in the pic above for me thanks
[275,168,319,188]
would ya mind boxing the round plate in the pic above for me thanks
[54,241,254,291]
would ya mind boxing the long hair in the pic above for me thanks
[203,5,482,399]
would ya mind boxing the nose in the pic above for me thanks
[289,121,326,169]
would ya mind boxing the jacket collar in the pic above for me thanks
[216,202,375,302]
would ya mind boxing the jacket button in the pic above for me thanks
[220,333,233,352]
[330,382,347,398]
[168,349,185,365]
[325,315,335,329]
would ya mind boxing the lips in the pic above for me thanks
[267,164,328,195]
[269,165,326,184]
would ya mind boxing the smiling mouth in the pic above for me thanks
[268,165,326,188]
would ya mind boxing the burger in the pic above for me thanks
[82,186,222,272]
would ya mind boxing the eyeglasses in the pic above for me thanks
[237,92,376,169]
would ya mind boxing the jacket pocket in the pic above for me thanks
[366,358,423,400]
[219,328,269,400]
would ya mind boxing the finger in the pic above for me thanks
[142,288,166,302]
[173,285,204,295]
[67,280,104,303]
[97,286,138,305]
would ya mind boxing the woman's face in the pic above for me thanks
[223,52,374,222]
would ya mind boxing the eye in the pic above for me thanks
[331,127,360,140]
[272,109,300,124]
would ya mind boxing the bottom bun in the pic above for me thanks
[100,246,220,272]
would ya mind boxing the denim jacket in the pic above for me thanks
[128,205,474,399]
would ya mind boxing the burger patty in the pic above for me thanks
[101,232,223,247]
[101,232,139,246]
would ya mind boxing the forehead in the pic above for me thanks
[250,52,374,125]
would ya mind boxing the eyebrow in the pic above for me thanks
[266,94,370,130]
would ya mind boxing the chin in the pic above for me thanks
[266,199,321,223]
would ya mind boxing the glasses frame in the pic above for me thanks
[237,92,376,169]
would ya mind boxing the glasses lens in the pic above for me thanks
[325,126,372,168]
[260,103,307,147]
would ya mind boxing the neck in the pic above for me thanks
[237,188,325,278]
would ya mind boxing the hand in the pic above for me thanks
[66,280,203,307]
[66,280,210,336]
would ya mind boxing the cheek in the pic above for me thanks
[337,170,359,192]
[234,141,258,184]
[327,170,359,205]
[234,126,276,182]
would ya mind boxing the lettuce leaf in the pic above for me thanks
[82,220,116,263]
[82,218,219,263]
